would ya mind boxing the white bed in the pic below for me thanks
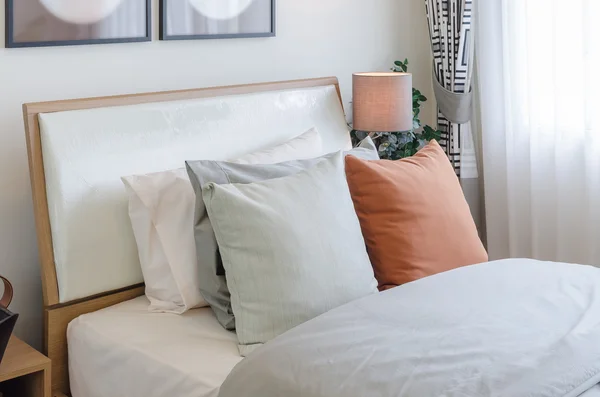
[25,77,600,397]
[23,77,350,395]
[68,296,242,397]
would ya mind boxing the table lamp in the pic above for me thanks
[352,72,413,133]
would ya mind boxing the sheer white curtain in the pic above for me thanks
[477,0,600,264]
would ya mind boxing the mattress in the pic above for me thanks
[67,296,242,397]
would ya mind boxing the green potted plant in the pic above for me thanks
[351,59,442,160]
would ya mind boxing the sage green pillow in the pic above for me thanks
[185,137,378,330]
[202,152,378,355]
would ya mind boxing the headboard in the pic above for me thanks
[23,77,347,395]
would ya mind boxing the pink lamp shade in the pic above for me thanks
[352,72,413,132]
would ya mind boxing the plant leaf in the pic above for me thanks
[355,130,368,141]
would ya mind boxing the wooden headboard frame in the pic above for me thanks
[23,77,343,396]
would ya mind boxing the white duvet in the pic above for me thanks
[219,259,600,397]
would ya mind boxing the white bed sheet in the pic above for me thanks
[67,296,242,397]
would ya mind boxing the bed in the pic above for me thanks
[68,297,241,397]
[23,77,350,396]
[23,77,600,397]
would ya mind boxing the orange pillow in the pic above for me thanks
[345,140,488,290]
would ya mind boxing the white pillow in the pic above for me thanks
[233,127,323,164]
[122,127,324,313]
[202,152,379,356]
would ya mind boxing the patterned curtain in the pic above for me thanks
[424,0,476,178]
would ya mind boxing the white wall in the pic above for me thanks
[0,0,434,348]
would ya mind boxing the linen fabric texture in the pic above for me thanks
[186,137,378,329]
[122,128,323,313]
[202,152,378,355]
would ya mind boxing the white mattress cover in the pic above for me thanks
[68,296,242,397]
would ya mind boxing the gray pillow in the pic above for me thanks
[185,137,378,329]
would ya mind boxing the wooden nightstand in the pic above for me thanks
[0,336,50,397]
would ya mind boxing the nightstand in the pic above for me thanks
[0,336,50,397]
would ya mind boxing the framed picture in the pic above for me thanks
[160,0,275,41]
[5,0,151,48]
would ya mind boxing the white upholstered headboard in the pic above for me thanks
[32,79,349,304]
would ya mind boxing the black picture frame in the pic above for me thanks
[5,0,152,48]
[159,0,276,41]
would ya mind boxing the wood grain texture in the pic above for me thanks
[43,368,52,397]
[0,336,50,382]
[0,336,51,397]
[24,77,342,115]
[19,370,50,397]
[0,370,50,397]
[46,286,144,395]
[22,77,343,396]
[23,109,59,307]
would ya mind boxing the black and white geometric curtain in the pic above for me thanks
[424,0,476,178]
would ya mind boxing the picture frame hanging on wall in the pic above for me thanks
[5,0,151,48]
[160,0,276,41]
